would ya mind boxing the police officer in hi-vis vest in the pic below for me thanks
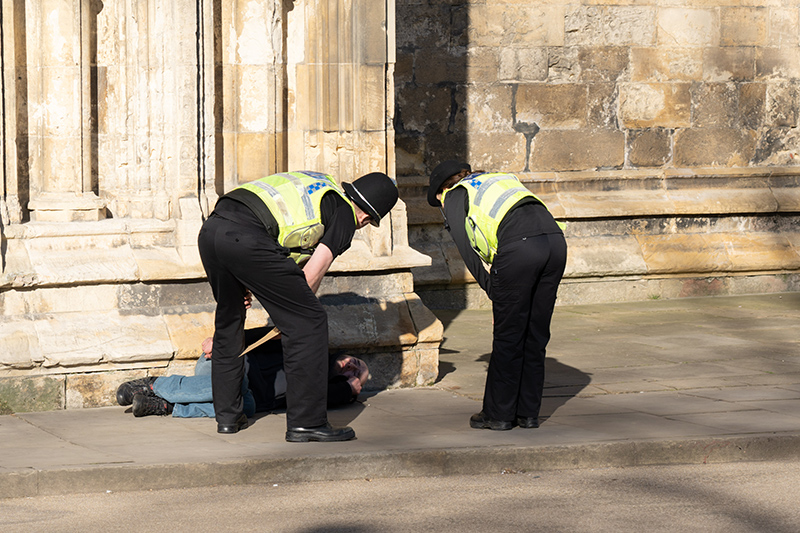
[428,161,567,431]
[198,171,398,440]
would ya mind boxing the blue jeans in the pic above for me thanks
[152,356,256,418]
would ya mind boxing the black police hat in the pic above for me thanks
[427,160,471,206]
[342,172,398,227]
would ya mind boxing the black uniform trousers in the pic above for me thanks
[197,213,329,428]
[483,232,568,422]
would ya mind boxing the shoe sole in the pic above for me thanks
[285,431,356,443]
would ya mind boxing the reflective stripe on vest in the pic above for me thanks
[234,171,355,263]
[442,172,555,264]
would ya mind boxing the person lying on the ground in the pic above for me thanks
[115,327,370,418]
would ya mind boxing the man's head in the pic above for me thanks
[333,355,369,385]
[427,160,471,207]
[342,172,399,229]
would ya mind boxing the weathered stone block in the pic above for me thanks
[691,82,739,128]
[413,48,468,86]
[752,127,800,167]
[358,65,387,131]
[410,243,451,285]
[36,312,174,368]
[766,81,799,128]
[163,312,214,361]
[565,235,647,278]
[587,83,618,129]
[740,83,766,130]
[468,46,502,84]
[756,47,800,79]
[565,5,604,46]
[471,5,565,47]
[530,130,625,171]
[466,132,529,172]
[499,48,548,82]
[703,47,756,82]
[396,85,453,135]
[0,375,65,413]
[361,349,405,389]
[674,128,757,167]
[320,272,414,299]
[632,47,703,82]
[405,293,444,344]
[604,6,657,46]
[547,47,580,84]
[579,47,629,83]
[619,83,691,128]
[769,8,799,47]
[66,371,139,409]
[395,4,451,50]
[443,241,476,285]
[325,295,418,349]
[657,8,719,47]
[720,7,768,47]
[415,347,440,386]
[627,128,672,168]
[725,233,800,271]
[515,84,587,129]
[466,84,514,132]
[566,6,655,46]
[638,234,731,274]
[0,321,42,370]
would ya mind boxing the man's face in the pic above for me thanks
[337,356,369,383]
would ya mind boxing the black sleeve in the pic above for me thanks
[318,192,357,258]
[442,187,492,296]
[327,375,356,406]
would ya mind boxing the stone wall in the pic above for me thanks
[0,0,439,413]
[395,0,800,308]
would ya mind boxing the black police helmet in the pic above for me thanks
[342,172,398,227]
[428,160,471,207]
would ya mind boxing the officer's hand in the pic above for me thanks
[244,290,253,309]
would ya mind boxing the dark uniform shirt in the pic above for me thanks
[213,191,357,259]
[442,185,563,298]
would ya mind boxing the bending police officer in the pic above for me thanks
[428,161,567,431]
[198,170,398,441]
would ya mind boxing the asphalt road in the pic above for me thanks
[3,460,800,532]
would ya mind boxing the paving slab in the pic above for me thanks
[2,293,800,498]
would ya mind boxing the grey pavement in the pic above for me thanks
[2,293,799,499]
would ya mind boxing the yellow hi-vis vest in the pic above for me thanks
[234,171,356,264]
[441,172,563,264]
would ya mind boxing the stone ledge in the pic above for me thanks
[400,167,800,224]
[1,221,432,289]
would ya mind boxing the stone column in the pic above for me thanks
[25,0,105,222]
[288,0,391,181]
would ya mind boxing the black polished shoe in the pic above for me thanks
[116,376,158,406]
[516,416,540,429]
[286,422,355,442]
[469,411,513,431]
[217,413,249,434]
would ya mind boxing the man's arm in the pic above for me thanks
[302,242,334,293]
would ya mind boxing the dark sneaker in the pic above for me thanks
[116,376,158,406]
[132,393,173,417]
